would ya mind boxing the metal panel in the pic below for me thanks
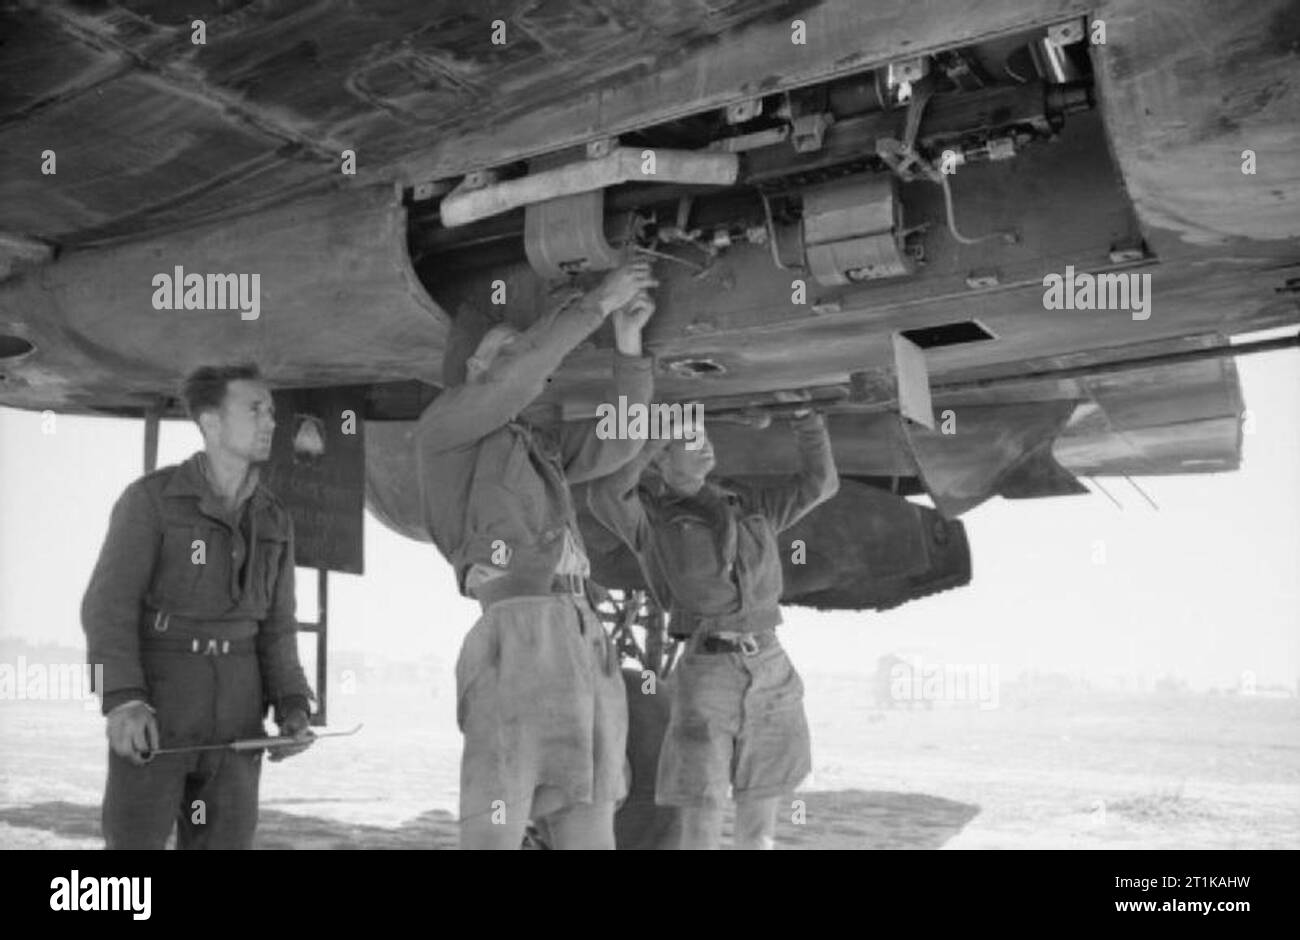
[0,185,447,413]
[263,386,367,575]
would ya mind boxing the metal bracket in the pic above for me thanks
[881,57,929,106]
[965,269,1001,289]
[524,188,623,277]
[710,125,790,153]
[1108,242,1147,264]
[456,168,497,191]
[1033,22,1085,82]
[411,181,440,202]
[586,137,617,160]
[724,98,763,124]
[1046,18,1086,47]
[876,137,933,182]
[791,113,833,153]
[986,137,1017,161]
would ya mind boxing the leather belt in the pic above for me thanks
[673,606,782,638]
[143,609,259,641]
[140,636,256,656]
[697,631,778,656]
[474,573,588,610]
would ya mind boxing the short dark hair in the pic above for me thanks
[180,364,263,421]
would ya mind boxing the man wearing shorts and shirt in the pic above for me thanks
[587,409,838,848]
[415,261,657,849]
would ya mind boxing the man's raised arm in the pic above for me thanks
[585,436,667,556]
[418,262,657,455]
[585,436,674,609]
[563,291,657,483]
[417,296,604,454]
[748,411,840,532]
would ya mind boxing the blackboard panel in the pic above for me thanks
[263,387,366,575]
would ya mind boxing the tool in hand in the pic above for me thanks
[142,723,363,761]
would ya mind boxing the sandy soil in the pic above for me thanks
[2,674,1296,849]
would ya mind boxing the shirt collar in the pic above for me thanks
[511,418,562,461]
[164,452,266,515]
[646,475,733,507]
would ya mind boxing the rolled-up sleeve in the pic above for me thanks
[81,480,160,715]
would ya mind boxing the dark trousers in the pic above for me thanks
[103,748,262,849]
[103,646,265,850]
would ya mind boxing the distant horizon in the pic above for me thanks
[1,632,1295,695]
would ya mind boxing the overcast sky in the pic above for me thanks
[1,351,1296,690]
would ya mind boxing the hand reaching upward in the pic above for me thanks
[591,260,658,317]
[613,291,656,356]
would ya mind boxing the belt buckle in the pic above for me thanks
[195,638,229,656]
[153,611,170,633]
[738,634,760,656]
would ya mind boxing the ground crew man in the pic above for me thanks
[82,364,315,849]
[587,408,838,849]
[416,260,658,850]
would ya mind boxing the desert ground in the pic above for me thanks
[2,664,1296,850]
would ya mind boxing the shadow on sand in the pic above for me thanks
[1,790,976,849]
[0,801,459,850]
[779,789,980,849]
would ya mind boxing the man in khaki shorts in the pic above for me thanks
[416,261,657,849]
[588,409,838,848]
